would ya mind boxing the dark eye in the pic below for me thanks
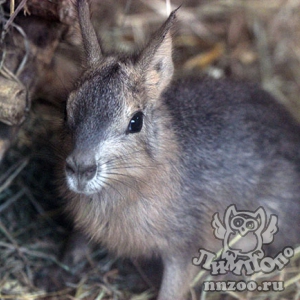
[128,111,143,133]
[232,217,244,228]
[246,221,252,229]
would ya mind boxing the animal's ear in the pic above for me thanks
[254,207,266,227]
[77,0,102,67]
[224,204,236,228]
[138,9,178,99]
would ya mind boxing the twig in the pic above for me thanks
[10,0,15,16]
[0,219,26,262]
[13,22,30,77]
[0,286,73,299]
[140,0,216,40]
[0,159,28,194]
[165,0,171,16]
[0,189,25,213]
[0,241,71,271]
[0,14,30,78]
[0,65,21,83]
[4,0,28,31]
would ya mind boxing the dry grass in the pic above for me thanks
[0,0,300,299]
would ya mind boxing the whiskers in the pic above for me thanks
[93,149,163,200]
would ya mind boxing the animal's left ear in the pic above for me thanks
[138,9,178,100]
[254,207,266,227]
[224,204,237,228]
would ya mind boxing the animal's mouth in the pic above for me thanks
[70,185,98,196]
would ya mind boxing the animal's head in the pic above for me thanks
[64,0,177,195]
[224,205,266,237]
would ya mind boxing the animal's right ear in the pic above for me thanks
[137,9,178,100]
[253,207,266,227]
[77,0,102,67]
[224,205,236,226]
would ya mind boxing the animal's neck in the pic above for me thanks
[69,150,180,238]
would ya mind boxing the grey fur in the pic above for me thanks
[61,2,300,299]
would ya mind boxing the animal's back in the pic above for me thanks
[163,76,300,251]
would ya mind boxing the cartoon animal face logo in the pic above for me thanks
[230,214,259,236]
[212,205,278,260]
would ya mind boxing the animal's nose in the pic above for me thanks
[65,152,97,181]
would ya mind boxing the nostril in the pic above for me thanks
[83,165,97,180]
[65,153,97,182]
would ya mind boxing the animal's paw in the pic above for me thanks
[251,249,264,259]
[223,250,237,260]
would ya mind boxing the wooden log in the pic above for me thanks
[0,76,27,126]
[0,0,79,161]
